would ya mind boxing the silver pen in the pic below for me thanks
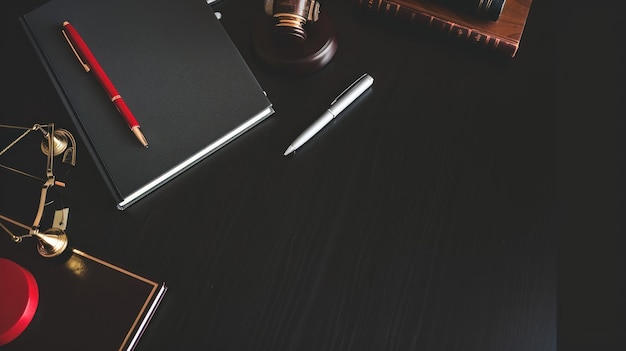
[283,73,374,155]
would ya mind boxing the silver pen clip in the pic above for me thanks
[330,73,370,105]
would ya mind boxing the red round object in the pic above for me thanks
[0,258,39,346]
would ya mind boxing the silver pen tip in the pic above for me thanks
[284,145,295,156]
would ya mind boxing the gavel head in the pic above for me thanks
[264,0,320,43]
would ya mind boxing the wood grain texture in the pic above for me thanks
[0,0,568,350]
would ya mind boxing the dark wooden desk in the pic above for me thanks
[1,0,622,350]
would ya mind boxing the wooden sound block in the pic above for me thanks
[252,11,338,75]
[0,258,39,346]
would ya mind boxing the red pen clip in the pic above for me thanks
[61,23,90,72]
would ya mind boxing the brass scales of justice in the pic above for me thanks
[0,123,77,258]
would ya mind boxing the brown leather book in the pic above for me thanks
[434,0,506,20]
[353,0,533,57]
[0,247,167,351]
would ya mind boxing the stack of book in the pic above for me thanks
[353,0,533,57]
[0,247,166,351]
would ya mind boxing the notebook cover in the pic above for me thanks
[20,0,274,209]
[0,247,167,351]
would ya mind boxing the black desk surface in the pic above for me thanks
[1,0,623,350]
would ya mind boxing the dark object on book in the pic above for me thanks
[0,248,166,351]
[434,0,506,21]
[252,9,338,75]
[20,0,275,210]
[353,0,533,58]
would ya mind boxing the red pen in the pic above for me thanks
[61,21,148,148]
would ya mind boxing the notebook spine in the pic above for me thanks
[19,16,124,205]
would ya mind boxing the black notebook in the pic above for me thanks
[20,0,275,210]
